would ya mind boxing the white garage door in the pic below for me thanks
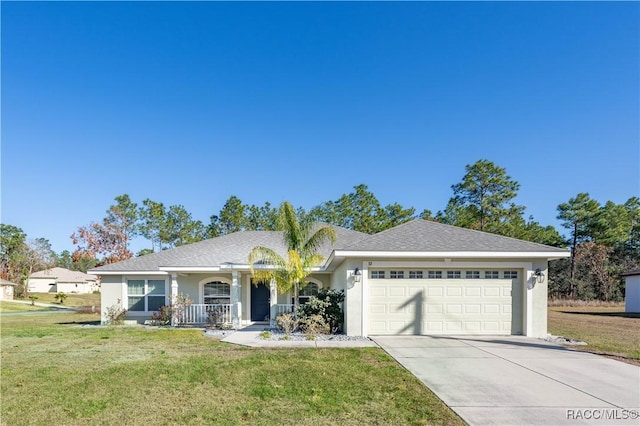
[368,279,513,335]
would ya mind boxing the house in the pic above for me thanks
[90,220,569,338]
[0,278,17,300]
[27,267,99,294]
[621,269,640,313]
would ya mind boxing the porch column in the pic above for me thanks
[231,271,240,328]
[170,273,178,327]
[269,278,277,328]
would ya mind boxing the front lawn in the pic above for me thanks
[1,313,464,425]
[0,301,49,313]
[548,305,640,365]
[17,292,101,307]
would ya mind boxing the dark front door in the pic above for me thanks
[251,282,270,322]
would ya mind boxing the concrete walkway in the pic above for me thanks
[373,335,640,425]
[220,324,378,348]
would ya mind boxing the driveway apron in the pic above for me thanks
[373,335,640,425]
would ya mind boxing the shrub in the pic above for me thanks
[150,306,172,326]
[28,295,39,306]
[275,312,298,334]
[299,314,330,336]
[207,306,229,328]
[105,299,127,325]
[169,293,193,325]
[297,289,345,333]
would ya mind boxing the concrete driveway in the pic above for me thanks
[372,335,640,425]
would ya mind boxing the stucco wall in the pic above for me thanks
[27,278,56,293]
[530,260,549,338]
[100,275,124,324]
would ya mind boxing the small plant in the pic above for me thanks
[259,330,272,339]
[279,335,290,341]
[54,292,68,304]
[306,334,316,341]
[169,293,193,325]
[275,312,298,334]
[28,295,38,306]
[105,299,127,325]
[150,306,172,326]
[299,314,330,337]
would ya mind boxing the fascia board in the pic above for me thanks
[332,250,571,259]
[89,270,169,275]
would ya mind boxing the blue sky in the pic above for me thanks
[2,1,638,255]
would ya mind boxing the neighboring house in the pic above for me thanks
[28,267,99,294]
[622,269,640,313]
[0,279,17,300]
[91,220,569,338]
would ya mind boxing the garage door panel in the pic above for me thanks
[388,287,406,297]
[465,287,481,297]
[428,287,444,296]
[370,287,387,297]
[369,279,513,335]
[446,287,462,297]
[427,303,443,313]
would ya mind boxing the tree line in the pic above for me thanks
[1,159,637,300]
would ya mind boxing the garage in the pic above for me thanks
[368,270,521,335]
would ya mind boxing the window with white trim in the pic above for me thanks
[371,270,385,279]
[127,279,166,312]
[465,271,480,279]
[428,270,442,279]
[204,281,231,305]
[409,270,423,279]
[485,271,500,279]
[504,271,518,279]
[298,282,320,305]
[447,271,461,279]
[390,270,404,279]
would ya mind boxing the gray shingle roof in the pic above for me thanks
[622,269,640,277]
[93,225,369,272]
[341,219,568,253]
[92,220,568,273]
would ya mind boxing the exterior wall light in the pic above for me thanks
[532,268,545,284]
[353,267,362,283]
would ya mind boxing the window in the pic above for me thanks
[371,270,385,279]
[409,270,423,279]
[485,271,500,279]
[298,282,320,305]
[504,271,518,279]
[428,270,442,279]
[447,271,461,279]
[127,279,166,312]
[390,270,404,279]
[465,271,480,279]
[204,281,231,305]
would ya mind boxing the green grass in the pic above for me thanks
[0,301,50,313]
[1,313,464,426]
[17,292,101,307]
[548,305,640,365]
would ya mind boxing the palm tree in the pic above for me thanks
[248,202,336,312]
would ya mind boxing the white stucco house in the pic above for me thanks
[622,269,640,313]
[91,220,569,338]
[28,267,99,294]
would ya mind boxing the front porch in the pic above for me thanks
[167,271,319,327]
